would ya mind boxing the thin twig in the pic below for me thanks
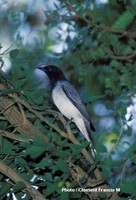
[66,0,136,39]
[0,130,30,142]
[17,102,27,124]
[67,0,93,24]
[119,154,136,185]
[0,101,16,114]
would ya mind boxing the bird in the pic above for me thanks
[37,64,95,146]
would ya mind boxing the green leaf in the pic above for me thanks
[97,144,107,153]
[43,182,58,196]
[34,157,53,168]
[15,157,29,171]
[44,173,53,182]
[0,182,11,197]
[15,157,27,166]
[128,143,136,157]
[26,146,46,158]
[0,174,4,181]
[33,136,47,147]
[56,159,70,174]
[13,181,26,193]
[113,9,134,29]
[10,49,19,59]
[18,170,34,182]
[121,180,136,195]
[54,150,70,158]
[60,192,69,200]
[69,143,83,155]
[1,138,18,154]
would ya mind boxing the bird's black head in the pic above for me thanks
[37,65,66,87]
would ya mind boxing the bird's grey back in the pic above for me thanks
[60,80,91,122]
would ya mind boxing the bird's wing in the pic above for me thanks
[61,81,95,132]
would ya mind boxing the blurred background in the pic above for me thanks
[0,0,136,199]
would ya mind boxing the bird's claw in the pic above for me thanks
[64,117,73,127]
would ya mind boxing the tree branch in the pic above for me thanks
[0,160,47,200]
[66,0,136,39]
[0,83,49,143]
[0,130,30,142]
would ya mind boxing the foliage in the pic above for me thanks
[0,0,136,199]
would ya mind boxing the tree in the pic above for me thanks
[0,0,136,199]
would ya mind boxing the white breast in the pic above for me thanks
[52,82,91,142]
[52,84,81,120]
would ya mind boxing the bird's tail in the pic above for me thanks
[84,119,97,158]
[84,119,94,144]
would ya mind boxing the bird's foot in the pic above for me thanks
[65,118,73,127]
